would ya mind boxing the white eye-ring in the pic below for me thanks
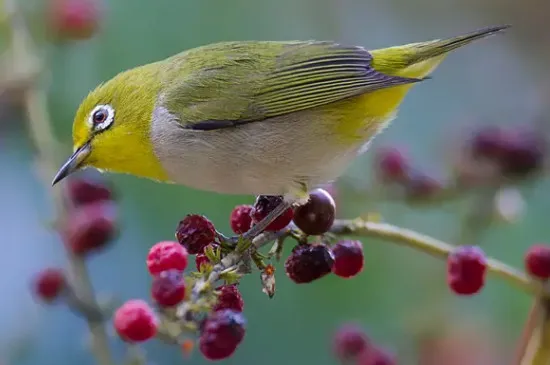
[88,104,115,132]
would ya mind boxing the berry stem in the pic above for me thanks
[517,298,550,365]
[177,230,286,319]
[6,2,114,363]
[329,219,548,298]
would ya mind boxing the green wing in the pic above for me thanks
[162,41,423,130]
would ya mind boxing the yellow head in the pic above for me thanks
[52,62,169,185]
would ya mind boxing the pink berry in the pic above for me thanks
[447,246,487,295]
[230,205,253,234]
[65,175,114,207]
[375,147,408,182]
[146,241,188,275]
[331,240,364,278]
[113,300,158,342]
[333,324,369,361]
[525,244,550,280]
[48,0,102,41]
[62,202,117,256]
[32,268,66,302]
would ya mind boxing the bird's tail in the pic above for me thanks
[370,25,510,79]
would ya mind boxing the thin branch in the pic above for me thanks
[330,219,546,298]
[4,2,114,364]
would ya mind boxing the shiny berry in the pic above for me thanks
[151,270,186,307]
[375,147,408,182]
[113,299,158,342]
[146,241,188,275]
[32,268,66,302]
[213,284,244,312]
[230,205,253,234]
[447,246,487,295]
[199,309,246,360]
[525,244,550,280]
[176,214,216,254]
[251,195,294,232]
[62,202,117,255]
[293,189,336,235]
[331,240,364,278]
[285,243,334,284]
[357,347,397,365]
[66,176,113,207]
[48,0,102,41]
[333,324,369,361]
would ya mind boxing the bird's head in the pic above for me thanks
[52,64,169,185]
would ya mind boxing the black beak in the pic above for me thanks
[52,142,92,186]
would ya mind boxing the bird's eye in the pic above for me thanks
[93,109,107,124]
[88,104,115,132]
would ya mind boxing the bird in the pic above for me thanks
[52,25,510,239]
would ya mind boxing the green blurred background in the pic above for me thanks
[2,0,550,364]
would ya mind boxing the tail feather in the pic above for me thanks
[370,25,510,79]
[406,25,510,65]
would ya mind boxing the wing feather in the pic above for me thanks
[163,41,423,130]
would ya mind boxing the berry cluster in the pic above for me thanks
[333,324,396,365]
[374,124,547,203]
[30,170,550,364]
[375,147,443,201]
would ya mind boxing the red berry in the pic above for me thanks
[199,309,246,360]
[32,268,66,302]
[333,324,369,361]
[146,241,188,275]
[195,245,216,272]
[48,0,102,41]
[284,243,334,284]
[500,129,545,177]
[525,244,550,280]
[331,240,364,278]
[175,214,216,254]
[66,176,114,207]
[230,205,253,234]
[293,188,336,235]
[447,246,487,295]
[470,126,545,178]
[470,126,508,160]
[113,299,158,342]
[251,195,294,232]
[404,173,443,200]
[213,285,244,312]
[62,202,117,255]
[375,147,408,182]
[151,270,186,307]
[195,253,209,271]
[357,347,397,365]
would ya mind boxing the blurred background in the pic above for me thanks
[1,0,549,364]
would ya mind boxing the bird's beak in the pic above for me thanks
[52,141,92,186]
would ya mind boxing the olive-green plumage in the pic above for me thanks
[53,25,509,203]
